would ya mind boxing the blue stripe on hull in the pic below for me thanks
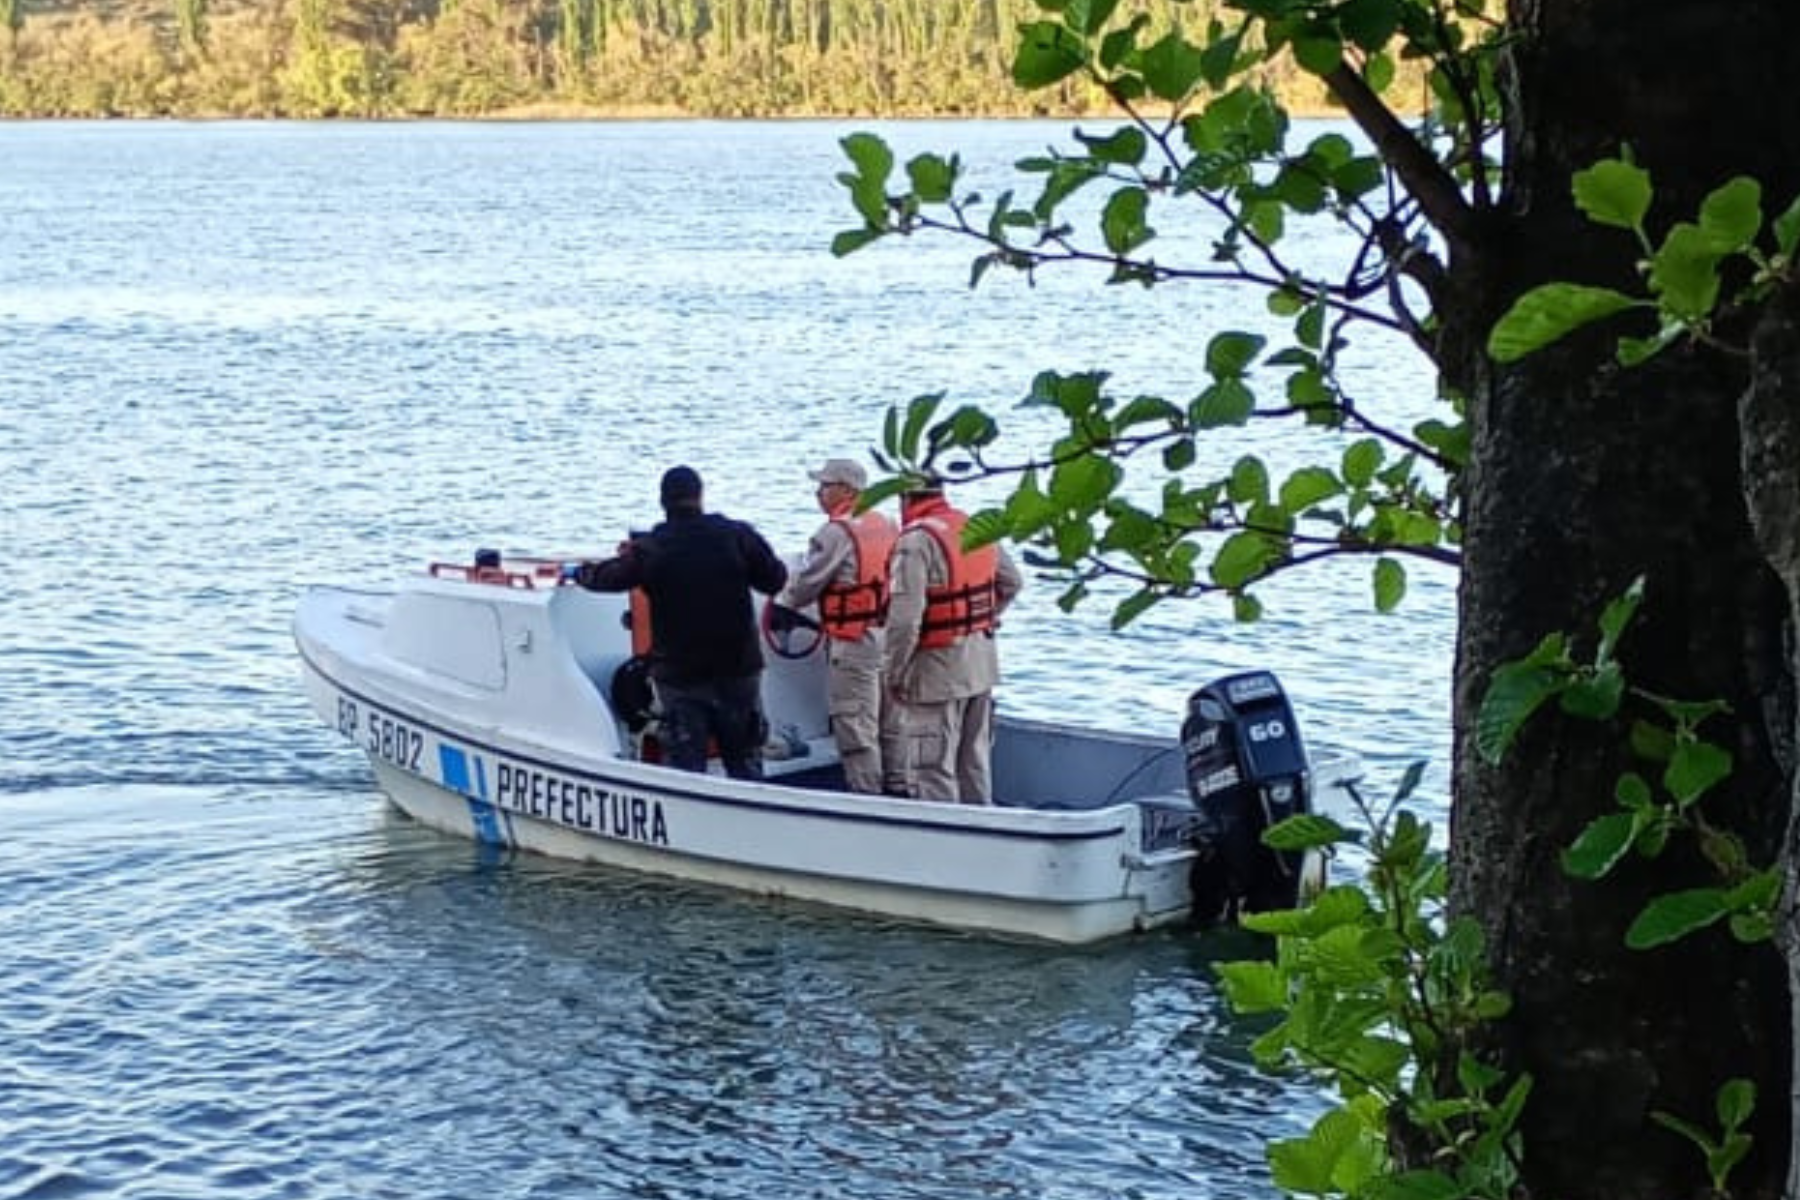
[441,742,508,847]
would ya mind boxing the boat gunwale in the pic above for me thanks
[296,639,1143,847]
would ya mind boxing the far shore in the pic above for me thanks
[0,100,1359,122]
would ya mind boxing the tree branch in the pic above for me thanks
[1322,61,1482,254]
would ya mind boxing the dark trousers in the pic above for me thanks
[652,675,767,780]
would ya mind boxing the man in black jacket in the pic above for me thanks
[571,465,788,779]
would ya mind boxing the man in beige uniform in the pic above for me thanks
[774,458,900,794]
[884,483,1023,804]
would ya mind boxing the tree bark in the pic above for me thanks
[1446,2,1800,1197]
[1744,278,1800,1193]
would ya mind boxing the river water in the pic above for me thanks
[1,119,1451,1199]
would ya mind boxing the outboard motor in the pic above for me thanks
[1182,670,1312,924]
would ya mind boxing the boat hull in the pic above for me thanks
[363,759,1186,943]
[295,572,1347,944]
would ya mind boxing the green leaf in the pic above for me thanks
[1774,193,1800,256]
[896,391,943,461]
[1026,369,1107,417]
[1101,186,1154,254]
[1098,13,1150,70]
[1241,197,1285,245]
[1205,330,1266,379]
[1296,301,1325,348]
[1263,812,1354,851]
[1228,455,1269,504]
[1286,368,1333,408]
[1099,502,1156,552]
[1110,588,1159,630]
[1291,31,1343,75]
[1562,811,1637,879]
[1559,662,1624,720]
[1487,283,1640,362]
[1332,155,1385,202]
[858,476,909,512]
[1004,476,1060,538]
[1717,1078,1756,1130]
[1664,740,1733,808]
[1572,158,1652,232]
[1476,662,1565,764]
[1341,437,1383,486]
[1630,719,1677,762]
[1617,322,1684,366]
[1393,759,1426,804]
[961,507,1010,549]
[1338,0,1401,51]
[905,152,955,204]
[1192,379,1254,427]
[1199,28,1242,90]
[1233,591,1264,621]
[1013,21,1088,88]
[1054,519,1095,561]
[1033,160,1108,219]
[1414,416,1468,465]
[1273,164,1328,213]
[1362,49,1394,92]
[1139,30,1208,101]
[830,227,884,257]
[1266,288,1306,317]
[1595,575,1645,663]
[1626,888,1732,949]
[1211,530,1280,588]
[1731,912,1774,943]
[1648,223,1724,320]
[1725,869,1781,915]
[1217,958,1287,1012]
[1278,466,1341,512]
[1049,454,1122,513]
[838,133,894,229]
[1063,0,1121,36]
[1372,556,1405,612]
[840,131,894,185]
[1269,1110,1376,1195]
[1111,394,1181,431]
[1074,125,1147,166]
[1698,176,1762,254]
[1365,1168,1466,1200]
[1616,771,1654,810]
[945,404,999,448]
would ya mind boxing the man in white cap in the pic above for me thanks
[772,458,901,794]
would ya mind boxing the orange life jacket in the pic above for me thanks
[819,508,899,640]
[902,497,999,650]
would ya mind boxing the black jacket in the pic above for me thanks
[575,511,787,684]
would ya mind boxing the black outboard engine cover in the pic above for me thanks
[1182,670,1312,923]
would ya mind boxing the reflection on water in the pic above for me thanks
[2,787,1320,1199]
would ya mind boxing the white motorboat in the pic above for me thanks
[293,551,1361,944]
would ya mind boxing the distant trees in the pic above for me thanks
[0,0,1267,117]
[1,0,22,54]
[175,0,208,58]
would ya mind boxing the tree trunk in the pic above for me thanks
[1744,278,1800,1192]
[1447,3,1800,1197]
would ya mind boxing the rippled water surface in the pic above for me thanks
[2,120,1451,1199]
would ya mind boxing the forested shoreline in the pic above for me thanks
[0,0,1334,118]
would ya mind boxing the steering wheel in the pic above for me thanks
[761,598,825,660]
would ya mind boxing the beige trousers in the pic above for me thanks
[893,690,995,803]
[826,639,884,793]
